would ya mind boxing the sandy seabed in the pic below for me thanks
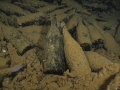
[0,0,120,90]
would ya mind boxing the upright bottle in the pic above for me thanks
[43,16,65,74]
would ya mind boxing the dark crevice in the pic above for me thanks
[99,74,116,90]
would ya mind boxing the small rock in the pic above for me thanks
[2,78,12,88]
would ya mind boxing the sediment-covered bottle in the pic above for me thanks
[76,17,92,51]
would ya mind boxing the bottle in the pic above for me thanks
[62,22,91,78]
[76,16,92,51]
[83,20,106,50]
[93,21,120,55]
[43,16,65,74]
